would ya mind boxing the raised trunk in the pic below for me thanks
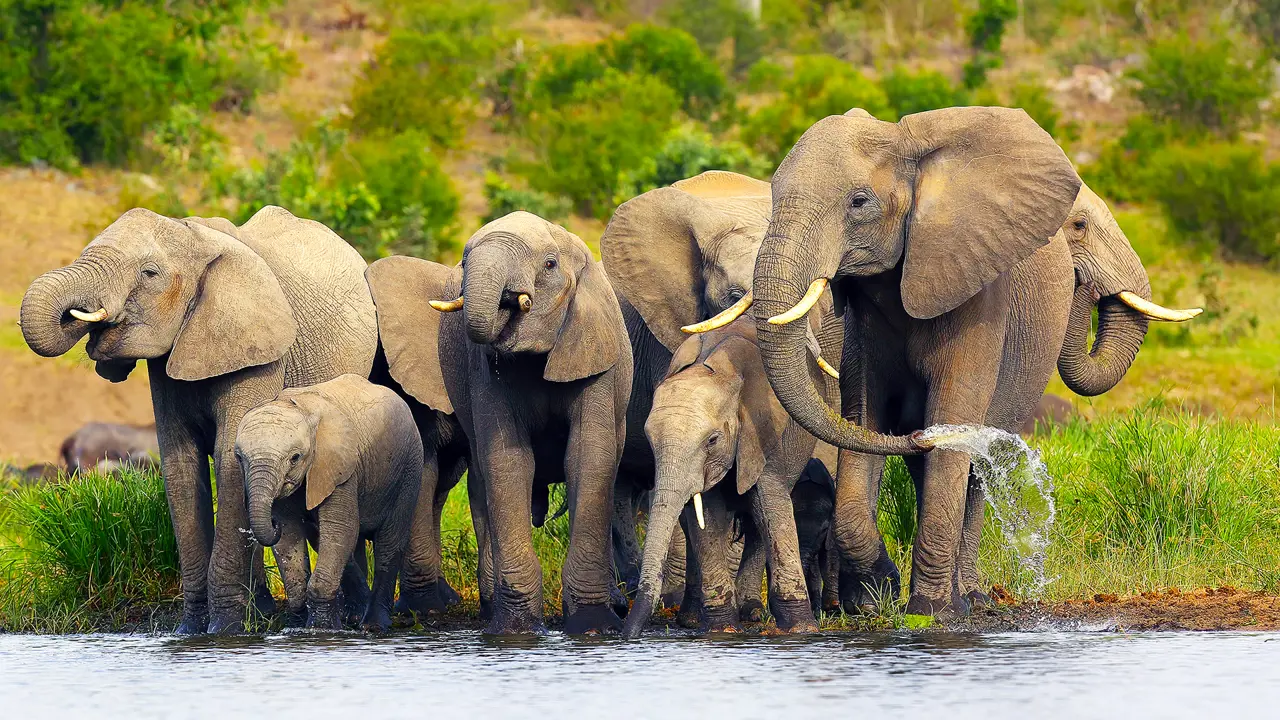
[1057,285,1150,397]
[247,470,282,547]
[20,260,112,357]
[621,485,687,639]
[753,220,922,455]
[462,243,516,345]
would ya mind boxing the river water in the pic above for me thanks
[3,630,1277,718]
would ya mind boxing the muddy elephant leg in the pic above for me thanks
[694,491,739,633]
[251,545,276,619]
[735,519,766,623]
[820,525,840,614]
[676,514,703,628]
[954,468,991,607]
[339,542,371,627]
[659,521,687,609]
[467,466,495,623]
[906,446,974,617]
[207,427,256,634]
[478,421,543,635]
[612,478,643,597]
[364,474,417,632]
[270,491,311,625]
[432,456,467,607]
[396,453,450,616]
[752,477,817,633]
[561,407,624,636]
[834,449,897,613]
[308,494,361,631]
[155,416,214,635]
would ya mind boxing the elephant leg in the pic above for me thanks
[467,466,495,623]
[270,491,311,625]
[207,428,256,634]
[611,479,643,598]
[735,519,766,623]
[478,426,543,635]
[833,449,898,613]
[432,456,467,608]
[396,452,449,616]
[694,491,739,633]
[820,525,840,614]
[251,545,277,619]
[752,478,817,633]
[659,521,687,609]
[364,477,416,632]
[308,499,360,631]
[954,468,991,607]
[561,409,624,636]
[676,514,703,629]
[156,422,214,635]
[905,446,974,618]
[339,543,371,627]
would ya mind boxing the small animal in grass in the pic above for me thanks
[235,374,424,631]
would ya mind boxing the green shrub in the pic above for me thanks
[742,55,890,162]
[483,172,572,223]
[661,0,767,74]
[0,0,282,169]
[1008,78,1078,144]
[878,456,917,561]
[1129,32,1270,138]
[609,25,729,119]
[881,68,968,119]
[614,125,770,203]
[962,0,1017,89]
[1080,116,1180,204]
[521,69,680,217]
[1145,142,1280,262]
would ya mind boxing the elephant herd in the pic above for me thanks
[18,106,1199,636]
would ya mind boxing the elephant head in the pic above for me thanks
[622,319,798,637]
[1056,183,1200,396]
[20,208,296,382]
[601,171,772,351]
[748,106,1085,454]
[431,211,624,382]
[236,391,356,546]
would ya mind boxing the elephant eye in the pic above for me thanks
[850,194,870,209]
[706,434,719,447]
[290,453,301,464]
[728,287,745,302]
[544,256,557,270]
[1073,219,1087,231]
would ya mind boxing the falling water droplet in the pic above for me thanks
[919,424,1056,598]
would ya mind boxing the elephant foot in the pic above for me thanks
[280,606,308,628]
[770,597,819,633]
[703,604,743,634]
[821,591,841,615]
[564,604,623,636]
[207,609,246,635]
[306,597,344,631]
[252,582,277,618]
[439,578,461,607]
[659,584,685,610]
[905,590,970,620]
[395,580,455,616]
[621,596,654,639]
[965,589,994,609]
[839,558,902,615]
[738,598,765,623]
[484,600,547,635]
[361,604,394,633]
[676,603,702,629]
[175,607,209,635]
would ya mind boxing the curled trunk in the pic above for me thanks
[20,260,112,357]
[621,485,687,639]
[1057,285,1149,397]
[462,243,516,345]
[247,470,282,547]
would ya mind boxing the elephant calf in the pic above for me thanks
[236,374,424,631]
[792,458,839,615]
[60,422,159,473]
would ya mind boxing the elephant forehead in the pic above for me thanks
[238,403,309,443]
[466,211,555,249]
[88,209,175,255]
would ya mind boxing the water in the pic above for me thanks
[2,631,1278,718]
[920,425,1056,597]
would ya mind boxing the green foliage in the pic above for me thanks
[347,0,506,149]
[742,54,890,162]
[1080,116,1179,204]
[1248,0,1280,59]
[609,25,729,119]
[880,68,968,119]
[1129,32,1270,138]
[614,125,770,203]
[962,0,1017,89]
[877,456,917,559]
[483,172,572,223]
[1009,78,1078,143]
[217,122,459,259]
[0,0,284,169]
[662,0,767,73]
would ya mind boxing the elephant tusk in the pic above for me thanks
[1116,291,1203,323]
[692,493,705,530]
[682,293,753,334]
[429,297,464,312]
[517,293,532,312]
[804,325,840,379]
[816,356,840,379]
[69,308,108,323]
[767,279,828,325]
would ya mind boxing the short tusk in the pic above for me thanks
[816,356,840,379]
[804,325,839,379]
[517,293,532,312]
[1116,291,1203,323]
[682,293,753,334]
[692,493,705,530]
[768,278,827,325]
[429,297,464,312]
[69,308,108,323]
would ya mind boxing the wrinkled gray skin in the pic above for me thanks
[237,375,422,632]
[365,257,473,617]
[19,206,378,633]
[623,318,833,638]
[59,422,159,473]
[601,171,843,612]
[437,212,633,635]
[752,107,1164,617]
[791,458,840,615]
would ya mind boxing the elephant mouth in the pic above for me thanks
[84,321,128,360]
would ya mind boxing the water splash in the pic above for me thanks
[919,424,1056,598]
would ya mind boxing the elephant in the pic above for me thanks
[236,374,423,631]
[792,458,839,615]
[429,211,633,635]
[365,256,473,616]
[713,106,1200,617]
[1019,393,1074,437]
[623,317,835,637]
[59,422,159,473]
[600,170,844,607]
[19,206,379,633]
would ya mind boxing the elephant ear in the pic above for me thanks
[544,228,626,383]
[601,183,740,351]
[167,221,297,381]
[666,332,704,378]
[671,170,771,199]
[365,256,454,414]
[183,215,241,239]
[298,398,359,511]
[898,107,1082,320]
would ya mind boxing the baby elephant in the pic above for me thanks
[236,374,424,631]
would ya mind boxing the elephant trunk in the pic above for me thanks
[246,467,282,547]
[1057,285,1150,397]
[753,217,924,455]
[462,241,521,345]
[622,482,688,639]
[20,256,117,358]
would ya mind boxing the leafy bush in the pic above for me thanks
[609,25,729,119]
[0,0,283,169]
[483,172,572,223]
[962,0,1017,89]
[742,55,890,162]
[1080,116,1180,204]
[1129,33,1270,138]
[1008,78,1078,144]
[614,125,770,203]
[881,68,968,119]
[662,0,767,74]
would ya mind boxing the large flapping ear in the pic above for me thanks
[898,107,1082,320]
[167,221,297,381]
[183,215,241,239]
[287,393,359,511]
[601,178,753,351]
[544,226,627,382]
[366,256,454,414]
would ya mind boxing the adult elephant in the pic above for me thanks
[600,170,842,608]
[19,206,378,633]
[715,107,1198,617]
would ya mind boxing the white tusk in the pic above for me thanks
[682,293,753,334]
[429,297,464,312]
[816,356,840,379]
[804,325,839,379]
[767,278,828,325]
[692,493,705,530]
[1116,291,1203,323]
[517,293,532,312]
[69,308,108,323]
